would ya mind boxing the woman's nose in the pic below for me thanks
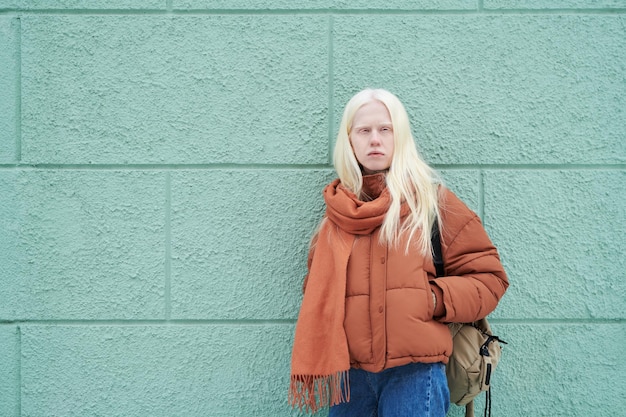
[370,131,381,145]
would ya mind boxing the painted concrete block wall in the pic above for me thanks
[0,1,624,417]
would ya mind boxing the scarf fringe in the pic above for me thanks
[289,371,350,413]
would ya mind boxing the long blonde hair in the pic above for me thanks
[333,88,442,255]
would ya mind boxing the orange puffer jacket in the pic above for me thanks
[341,186,509,373]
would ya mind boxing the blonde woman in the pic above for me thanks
[289,89,509,416]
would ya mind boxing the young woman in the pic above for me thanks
[289,89,509,416]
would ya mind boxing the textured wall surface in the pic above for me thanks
[0,1,624,417]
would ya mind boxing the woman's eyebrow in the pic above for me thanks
[353,122,392,129]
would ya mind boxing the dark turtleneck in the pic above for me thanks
[360,172,387,202]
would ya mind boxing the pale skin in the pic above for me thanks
[349,100,395,175]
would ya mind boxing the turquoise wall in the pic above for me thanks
[1,1,625,416]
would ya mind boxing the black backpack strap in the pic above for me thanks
[431,217,444,278]
[432,219,475,417]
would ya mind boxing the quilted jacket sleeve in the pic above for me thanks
[429,188,509,323]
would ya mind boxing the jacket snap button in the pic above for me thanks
[381,257,385,264]
[379,306,383,313]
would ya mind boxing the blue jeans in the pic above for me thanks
[329,362,450,417]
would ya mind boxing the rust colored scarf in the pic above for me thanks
[289,175,406,413]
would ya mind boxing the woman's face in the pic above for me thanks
[349,100,394,175]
